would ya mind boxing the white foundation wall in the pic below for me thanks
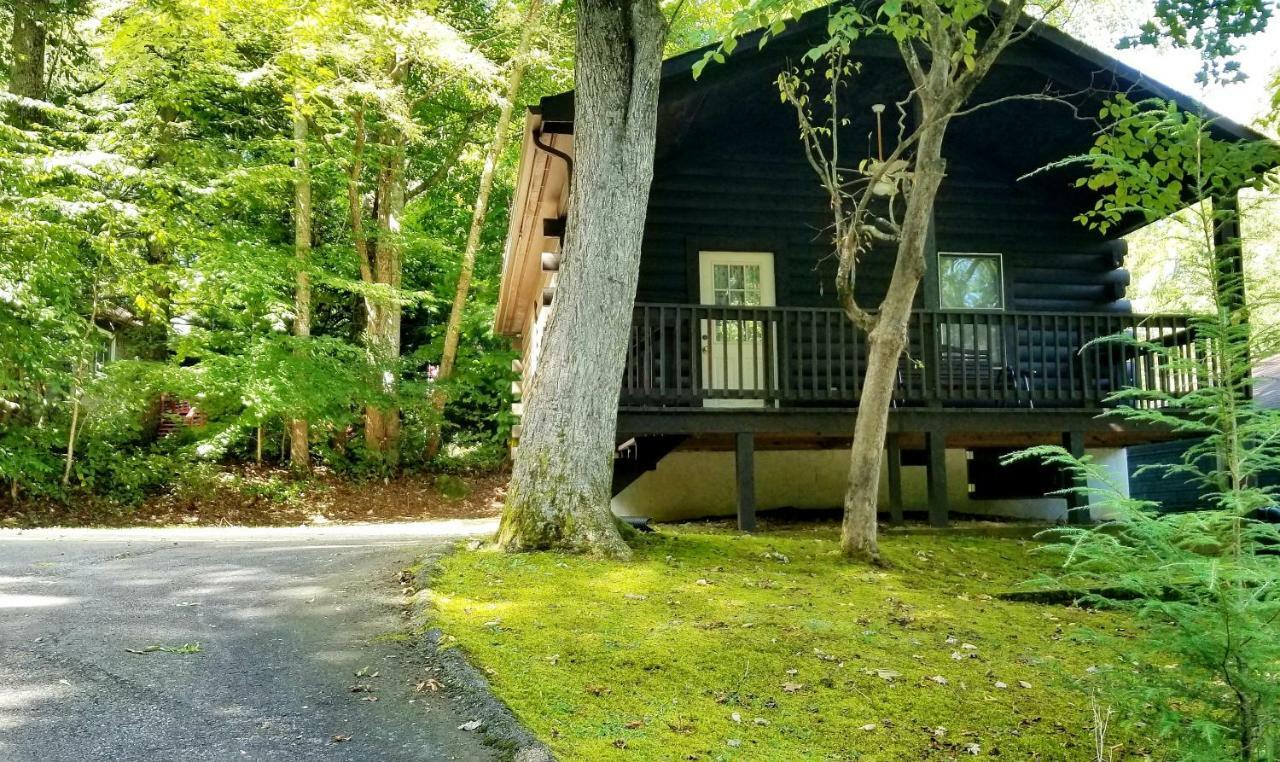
[612,447,1129,523]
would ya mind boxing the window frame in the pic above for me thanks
[936,251,1006,312]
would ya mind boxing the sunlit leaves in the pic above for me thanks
[1069,95,1280,234]
[1120,0,1273,84]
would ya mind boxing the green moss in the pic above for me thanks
[431,523,1150,761]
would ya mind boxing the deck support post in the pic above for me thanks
[735,432,756,531]
[886,433,904,526]
[925,431,948,527]
[1062,430,1090,524]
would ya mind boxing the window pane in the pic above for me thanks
[727,265,743,290]
[714,265,728,290]
[940,255,1003,310]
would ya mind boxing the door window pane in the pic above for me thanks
[712,263,763,306]
[939,254,1003,310]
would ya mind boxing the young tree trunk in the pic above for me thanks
[841,120,948,562]
[289,95,312,472]
[425,0,543,461]
[496,0,666,557]
[62,257,105,487]
[364,105,407,461]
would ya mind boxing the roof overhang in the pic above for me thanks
[494,110,573,338]
[529,2,1275,233]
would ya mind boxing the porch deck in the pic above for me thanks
[615,304,1202,530]
[621,303,1202,411]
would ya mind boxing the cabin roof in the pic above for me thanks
[496,3,1275,337]
[537,4,1266,145]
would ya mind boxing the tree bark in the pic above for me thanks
[840,118,948,562]
[7,0,49,126]
[363,87,407,462]
[289,94,312,472]
[828,0,1029,561]
[496,0,666,557]
[8,0,48,100]
[426,0,543,461]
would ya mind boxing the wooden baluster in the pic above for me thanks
[929,312,942,405]
[691,305,702,402]
[674,306,683,401]
[646,305,654,399]
[780,310,790,403]
[810,310,819,400]
[838,312,848,398]
[1066,315,1077,405]
[735,306,745,400]
[824,311,834,399]
[658,306,667,400]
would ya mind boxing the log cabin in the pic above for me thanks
[494,4,1272,528]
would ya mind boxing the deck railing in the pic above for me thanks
[620,303,1203,409]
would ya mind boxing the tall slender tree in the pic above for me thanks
[290,91,312,471]
[427,0,544,461]
[497,0,668,557]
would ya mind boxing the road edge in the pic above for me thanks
[407,543,554,762]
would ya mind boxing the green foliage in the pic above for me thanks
[1120,0,1273,84]
[1066,95,1280,235]
[1012,436,1280,759]
[1013,99,1280,761]
[2,0,557,509]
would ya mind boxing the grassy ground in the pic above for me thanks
[431,522,1152,761]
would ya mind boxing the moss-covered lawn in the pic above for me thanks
[431,523,1149,760]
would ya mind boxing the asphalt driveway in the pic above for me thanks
[0,520,500,761]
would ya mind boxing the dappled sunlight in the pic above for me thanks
[433,523,1135,760]
[0,518,498,545]
[114,577,176,588]
[268,585,329,600]
[222,606,277,622]
[0,680,76,735]
[0,575,61,586]
[0,521,492,760]
[310,648,370,666]
[0,593,78,609]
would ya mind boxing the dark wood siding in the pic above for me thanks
[1127,439,1280,512]
[637,133,1131,315]
[1127,440,1214,512]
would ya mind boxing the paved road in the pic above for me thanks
[0,520,500,762]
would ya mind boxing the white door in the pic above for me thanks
[698,252,776,407]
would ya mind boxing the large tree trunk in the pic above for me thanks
[426,0,543,461]
[7,0,49,126]
[289,94,312,472]
[364,103,406,461]
[840,119,948,562]
[496,0,666,557]
[8,0,48,100]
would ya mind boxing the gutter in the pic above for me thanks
[532,127,573,195]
